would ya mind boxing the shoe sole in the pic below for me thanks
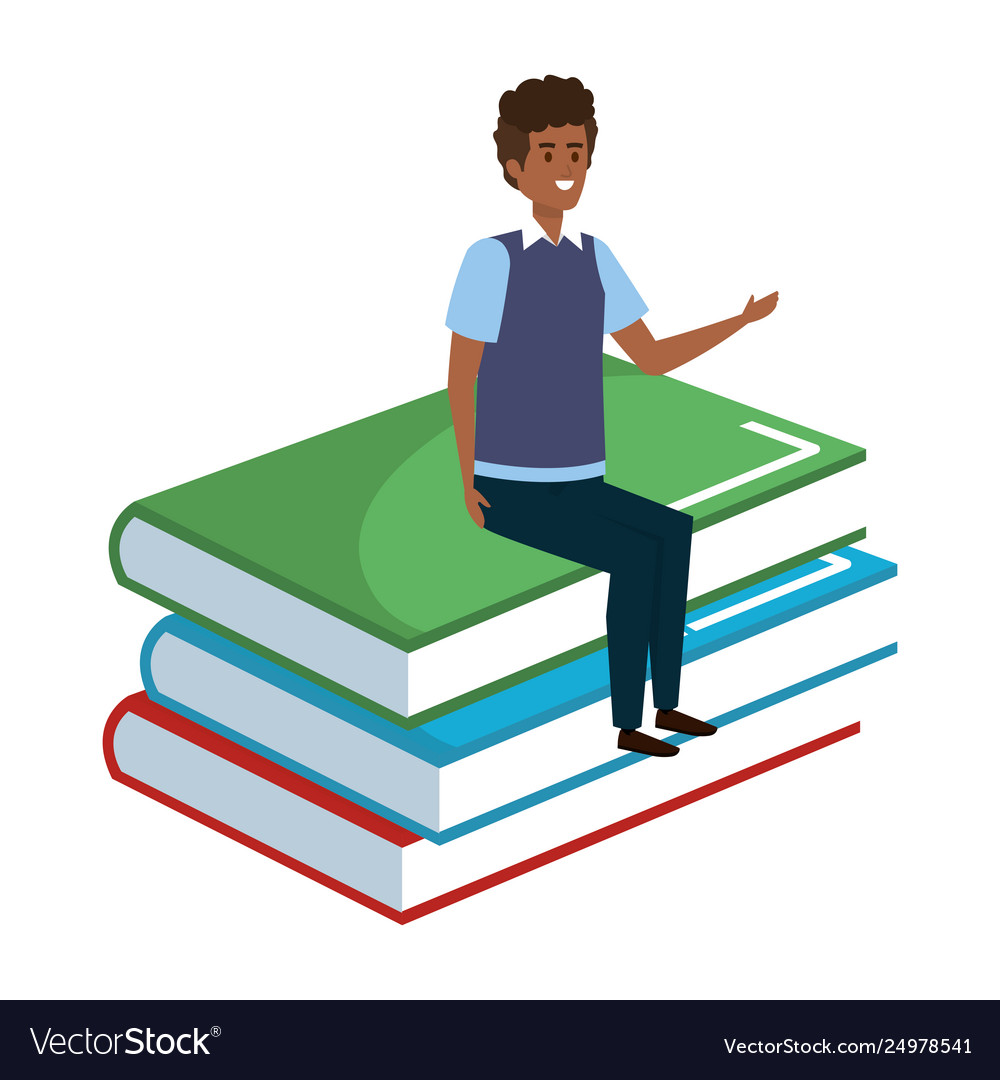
[618,742,680,757]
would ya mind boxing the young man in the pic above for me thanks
[447,75,778,757]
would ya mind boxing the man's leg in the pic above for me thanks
[576,481,693,713]
[588,482,716,737]
[476,476,685,753]
[649,514,716,736]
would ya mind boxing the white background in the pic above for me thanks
[3,0,997,1000]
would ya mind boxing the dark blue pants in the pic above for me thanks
[476,475,693,729]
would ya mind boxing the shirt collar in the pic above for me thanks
[521,215,583,251]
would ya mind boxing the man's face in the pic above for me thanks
[506,123,588,211]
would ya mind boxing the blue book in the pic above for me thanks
[142,547,897,842]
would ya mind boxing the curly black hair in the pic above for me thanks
[494,75,598,189]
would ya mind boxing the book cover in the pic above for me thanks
[110,356,866,720]
[142,547,897,837]
[105,650,892,922]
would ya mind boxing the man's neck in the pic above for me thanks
[532,204,563,245]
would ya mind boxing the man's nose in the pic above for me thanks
[559,158,573,177]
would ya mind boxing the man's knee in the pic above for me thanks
[600,482,692,539]
[610,530,660,578]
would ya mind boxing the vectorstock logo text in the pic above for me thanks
[30,1026,217,1055]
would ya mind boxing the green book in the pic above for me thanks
[111,356,865,727]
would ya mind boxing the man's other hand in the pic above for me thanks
[465,488,491,528]
[741,291,779,324]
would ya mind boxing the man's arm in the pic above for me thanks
[447,331,491,528]
[612,292,779,376]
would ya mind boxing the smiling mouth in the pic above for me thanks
[555,180,575,191]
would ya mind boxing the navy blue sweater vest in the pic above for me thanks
[474,231,606,471]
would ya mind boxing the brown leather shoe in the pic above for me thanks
[617,729,679,757]
[655,709,717,736]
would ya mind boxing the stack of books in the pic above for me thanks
[104,356,896,922]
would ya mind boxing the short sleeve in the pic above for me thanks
[593,238,648,334]
[446,238,510,343]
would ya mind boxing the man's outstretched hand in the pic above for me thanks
[465,487,491,528]
[742,291,779,325]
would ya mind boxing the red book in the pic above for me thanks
[104,649,885,922]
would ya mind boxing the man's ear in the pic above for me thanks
[505,158,522,189]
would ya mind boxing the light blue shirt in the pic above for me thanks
[446,227,648,344]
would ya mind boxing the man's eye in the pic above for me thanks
[544,151,552,163]
[571,151,579,163]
